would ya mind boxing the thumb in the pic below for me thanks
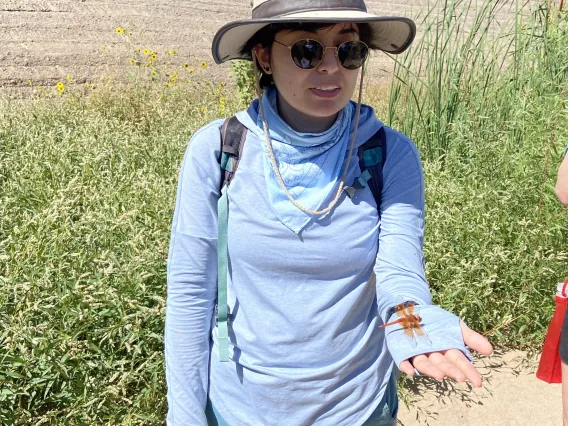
[460,321,493,356]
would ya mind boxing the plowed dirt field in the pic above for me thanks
[0,0,524,93]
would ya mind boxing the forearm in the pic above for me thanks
[165,232,217,426]
[374,203,432,322]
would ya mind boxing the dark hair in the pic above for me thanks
[241,22,376,89]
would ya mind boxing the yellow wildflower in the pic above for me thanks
[115,27,125,35]
[220,97,226,105]
[170,71,178,83]
[143,49,150,56]
[165,82,170,87]
[66,75,73,83]
[200,106,206,113]
[151,70,157,76]
[129,58,136,65]
[219,82,225,88]
[150,53,157,61]
[201,61,207,68]
[56,82,65,94]
[183,62,189,68]
[28,79,33,86]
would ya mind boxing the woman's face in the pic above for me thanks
[256,23,362,130]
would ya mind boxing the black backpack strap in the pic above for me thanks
[219,116,248,190]
[343,126,387,216]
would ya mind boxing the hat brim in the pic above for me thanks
[212,11,416,64]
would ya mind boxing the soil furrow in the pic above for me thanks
[0,0,531,90]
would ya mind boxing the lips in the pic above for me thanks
[313,85,340,91]
[310,85,341,99]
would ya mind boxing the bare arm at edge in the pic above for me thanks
[556,154,568,206]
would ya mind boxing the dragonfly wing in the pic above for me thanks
[404,326,417,348]
[415,325,432,347]
[394,298,416,318]
[394,302,407,318]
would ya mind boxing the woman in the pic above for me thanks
[165,1,493,425]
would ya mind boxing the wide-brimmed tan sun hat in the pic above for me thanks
[212,0,416,64]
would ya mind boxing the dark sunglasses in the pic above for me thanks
[273,39,369,70]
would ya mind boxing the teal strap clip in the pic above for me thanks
[217,185,230,362]
[363,147,382,167]
[220,153,234,173]
[343,169,372,199]
[357,169,372,187]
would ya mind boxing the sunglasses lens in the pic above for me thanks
[290,40,324,69]
[338,41,369,70]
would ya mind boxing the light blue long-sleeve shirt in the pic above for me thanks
[165,102,432,426]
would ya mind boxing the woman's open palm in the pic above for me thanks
[399,322,493,388]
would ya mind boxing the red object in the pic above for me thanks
[536,279,568,383]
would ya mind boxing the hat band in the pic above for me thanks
[252,0,367,19]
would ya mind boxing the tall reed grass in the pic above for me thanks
[382,0,567,344]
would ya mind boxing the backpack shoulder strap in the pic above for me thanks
[219,116,248,190]
[343,126,387,216]
[216,115,247,363]
[361,126,387,214]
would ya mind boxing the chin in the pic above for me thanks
[304,102,346,118]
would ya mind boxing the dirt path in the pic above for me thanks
[397,350,562,426]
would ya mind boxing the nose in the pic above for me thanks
[316,47,340,74]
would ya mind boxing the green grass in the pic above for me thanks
[0,86,236,424]
[1,0,567,424]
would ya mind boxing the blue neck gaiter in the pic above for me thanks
[247,87,382,234]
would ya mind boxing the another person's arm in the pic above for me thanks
[555,147,568,206]
[558,147,568,426]
[165,123,222,426]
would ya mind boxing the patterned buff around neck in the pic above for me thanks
[255,87,381,234]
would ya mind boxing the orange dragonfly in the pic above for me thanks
[379,299,432,348]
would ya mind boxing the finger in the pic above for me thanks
[460,321,493,356]
[412,354,445,381]
[428,352,466,383]
[399,360,415,376]
[445,348,483,388]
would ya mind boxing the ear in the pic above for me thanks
[253,44,272,74]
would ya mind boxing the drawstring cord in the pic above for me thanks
[252,53,366,216]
